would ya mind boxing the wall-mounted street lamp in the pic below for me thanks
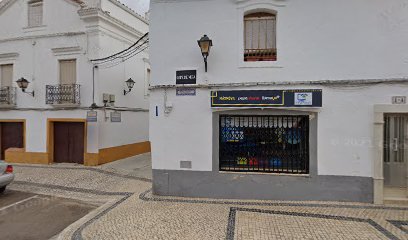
[123,78,135,95]
[16,77,35,97]
[197,34,213,72]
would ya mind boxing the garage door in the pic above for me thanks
[54,122,84,164]
[0,122,24,160]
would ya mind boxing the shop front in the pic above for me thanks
[213,89,320,175]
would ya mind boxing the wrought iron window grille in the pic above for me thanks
[0,86,17,106]
[219,115,310,174]
[46,84,80,105]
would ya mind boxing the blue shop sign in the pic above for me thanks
[211,89,322,108]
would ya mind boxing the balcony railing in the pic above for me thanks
[0,87,16,107]
[46,84,80,106]
[244,48,277,62]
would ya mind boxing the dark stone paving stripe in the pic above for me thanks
[225,208,237,240]
[227,207,401,240]
[71,194,132,240]
[14,165,152,183]
[139,189,408,211]
[388,220,408,234]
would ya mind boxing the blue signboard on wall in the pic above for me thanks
[211,89,322,108]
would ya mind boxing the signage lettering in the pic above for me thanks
[211,90,322,108]
[176,70,197,84]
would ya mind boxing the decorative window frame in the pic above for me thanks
[237,1,286,69]
[26,0,45,29]
[0,53,18,87]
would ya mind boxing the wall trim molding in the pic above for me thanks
[0,52,19,60]
[0,32,86,44]
[51,46,83,56]
[149,77,408,90]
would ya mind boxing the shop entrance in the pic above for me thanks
[219,115,309,174]
[0,122,24,160]
[383,114,408,191]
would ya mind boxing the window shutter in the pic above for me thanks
[244,12,277,61]
[0,65,13,87]
[28,1,43,27]
[60,60,76,85]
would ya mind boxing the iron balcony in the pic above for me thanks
[46,84,81,106]
[0,87,17,108]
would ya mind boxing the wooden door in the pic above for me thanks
[54,122,84,164]
[0,122,24,160]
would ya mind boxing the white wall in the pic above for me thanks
[95,23,150,148]
[150,0,408,86]
[149,0,408,177]
[0,0,85,39]
[0,0,150,154]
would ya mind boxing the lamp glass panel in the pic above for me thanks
[17,79,29,89]
[126,79,135,89]
[200,41,210,54]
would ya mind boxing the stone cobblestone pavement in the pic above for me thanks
[7,155,408,240]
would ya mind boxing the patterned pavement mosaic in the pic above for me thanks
[7,154,408,240]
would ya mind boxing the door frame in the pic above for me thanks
[47,118,87,164]
[0,119,26,155]
[374,104,408,204]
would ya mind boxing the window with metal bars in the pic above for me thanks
[219,115,309,174]
[28,0,43,27]
[244,12,277,62]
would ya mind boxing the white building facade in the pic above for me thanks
[0,0,150,166]
[149,0,408,203]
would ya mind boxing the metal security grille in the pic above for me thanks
[0,87,16,106]
[219,115,309,174]
[383,114,408,187]
[46,84,80,105]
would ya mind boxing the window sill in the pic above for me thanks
[23,25,47,32]
[238,61,283,69]
[219,171,310,177]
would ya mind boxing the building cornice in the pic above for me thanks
[78,8,145,39]
[107,0,149,25]
[0,32,86,43]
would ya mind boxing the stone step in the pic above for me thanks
[384,197,408,206]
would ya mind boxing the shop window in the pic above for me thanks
[219,115,309,174]
[28,0,43,27]
[244,12,277,62]
[0,64,13,87]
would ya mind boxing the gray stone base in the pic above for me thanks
[152,170,374,203]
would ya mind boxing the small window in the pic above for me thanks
[244,12,277,62]
[59,59,76,85]
[145,68,151,96]
[28,0,43,27]
[0,64,13,87]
